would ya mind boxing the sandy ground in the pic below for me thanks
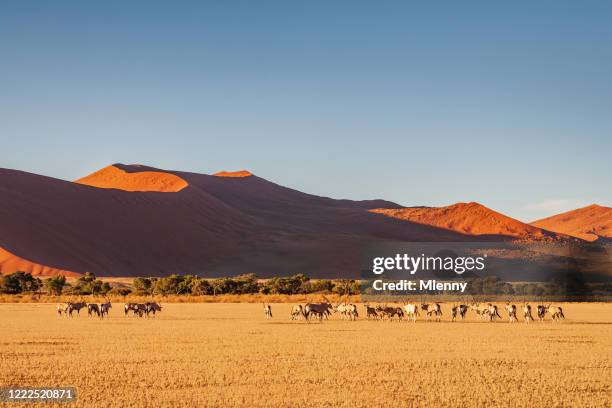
[0,302,610,407]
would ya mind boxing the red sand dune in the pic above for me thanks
[2,164,481,278]
[370,202,562,241]
[0,247,80,277]
[530,204,612,242]
[214,170,253,178]
[75,164,188,192]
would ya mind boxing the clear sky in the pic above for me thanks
[1,1,610,221]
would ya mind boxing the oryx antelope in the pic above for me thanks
[402,303,420,322]
[335,303,358,320]
[421,303,442,322]
[458,304,468,321]
[376,305,404,321]
[505,303,517,323]
[133,303,148,317]
[146,302,162,317]
[486,304,502,321]
[470,303,488,320]
[523,304,534,324]
[87,303,101,317]
[304,302,333,321]
[263,303,272,319]
[100,301,112,318]
[537,305,547,322]
[549,305,565,322]
[290,305,305,320]
[57,303,69,316]
[65,302,87,317]
[451,304,468,321]
[364,303,379,319]
[124,303,138,316]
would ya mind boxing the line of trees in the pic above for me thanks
[1,271,607,298]
[0,271,360,296]
[131,274,361,296]
[0,271,111,296]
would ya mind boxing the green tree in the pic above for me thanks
[0,272,42,294]
[190,278,213,295]
[234,274,260,294]
[133,277,153,295]
[45,275,67,296]
[110,287,132,296]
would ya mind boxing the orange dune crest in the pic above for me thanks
[371,202,558,240]
[531,204,612,241]
[75,164,188,192]
[0,246,80,277]
[214,170,253,178]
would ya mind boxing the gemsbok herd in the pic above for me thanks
[272,301,566,323]
[57,301,163,319]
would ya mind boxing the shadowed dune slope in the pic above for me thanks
[370,202,563,241]
[1,164,482,278]
[0,247,80,277]
[531,204,612,242]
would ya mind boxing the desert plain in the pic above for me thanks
[0,302,610,408]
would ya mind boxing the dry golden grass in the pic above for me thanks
[0,302,610,407]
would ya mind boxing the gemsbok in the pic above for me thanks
[57,303,69,316]
[523,303,533,324]
[290,305,305,320]
[505,303,517,323]
[100,301,112,318]
[146,302,162,317]
[124,303,138,316]
[470,303,488,320]
[263,304,272,319]
[537,305,547,322]
[458,304,468,321]
[402,303,420,322]
[422,303,442,322]
[376,305,404,321]
[335,303,358,320]
[135,303,148,316]
[87,303,101,317]
[364,303,379,319]
[486,304,502,321]
[304,302,333,321]
[66,302,87,317]
[546,305,565,322]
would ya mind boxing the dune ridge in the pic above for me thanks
[370,202,560,240]
[214,170,253,178]
[0,246,80,277]
[0,165,471,278]
[1,165,592,279]
[530,204,612,241]
[76,164,188,192]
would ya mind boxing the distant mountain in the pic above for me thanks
[0,164,475,278]
[530,204,612,242]
[370,202,564,241]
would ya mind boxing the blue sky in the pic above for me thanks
[1,1,610,221]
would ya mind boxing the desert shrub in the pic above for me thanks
[233,274,260,294]
[332,279,360,296]
[262,274,308,295]
[190,278,213,295]
[71,272,111,295]
[133,277,154,295]
[110,287,132,296]
[44,275,67,296]
[0,271,42,294]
